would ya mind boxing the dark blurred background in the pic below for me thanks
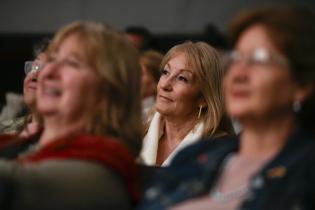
[0,0,314,106]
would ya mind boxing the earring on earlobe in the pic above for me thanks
[198,105,202,119]
[293,100,301,113]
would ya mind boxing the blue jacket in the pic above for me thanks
[137,129,315,210]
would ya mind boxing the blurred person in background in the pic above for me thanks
[137,6,315,210]
[140,41,234,167]
[140,50,163,119]
[0,39,49,137]
[125,26,159,52]
[203,23,228,52]
[0,93,23,123]
[0,21,142,210]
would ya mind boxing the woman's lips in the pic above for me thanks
[26,83,37,90]
[230,90,249,98]
[158,95,173,102]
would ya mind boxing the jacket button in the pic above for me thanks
[251,176,264,189]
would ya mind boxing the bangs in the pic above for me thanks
[47,23,101,69]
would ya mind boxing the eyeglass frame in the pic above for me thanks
[24,61,45,75]
[222,48,290,71]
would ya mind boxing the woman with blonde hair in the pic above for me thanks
[140,41,234,166]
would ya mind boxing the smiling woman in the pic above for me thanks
[0,38,49,137]
[0,21,142,210]
[36,34,102,140]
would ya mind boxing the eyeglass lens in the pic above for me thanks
[24,61,43,75]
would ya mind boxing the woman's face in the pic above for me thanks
[223,24,299,121]
[37,34,100,123]
[156,53,203,119]
[23,53,46,107]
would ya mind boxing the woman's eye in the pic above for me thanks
[46,56,56,63]
[161,69,169,75]
[178,75,188,82]
[66,59,81,68]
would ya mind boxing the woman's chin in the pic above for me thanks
[155,107,172,116]
[37,105,57,116]
[226,108,248,120]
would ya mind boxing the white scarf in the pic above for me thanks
[140,112,204,167]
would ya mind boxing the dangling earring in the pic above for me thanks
[198,105,202,119]
[293,100,301,113]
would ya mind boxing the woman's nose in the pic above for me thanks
[226,63,249,83]
[31,73,38,82]
[39,61,61,80]
[159,76,173,91]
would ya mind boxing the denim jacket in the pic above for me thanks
[137,129,315,210]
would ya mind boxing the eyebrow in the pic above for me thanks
[165,63,194,75]
[69,51,84,60]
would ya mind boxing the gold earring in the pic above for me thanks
[198,105,202,119]
[293,100,301,113]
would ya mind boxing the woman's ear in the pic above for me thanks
[294,83,313,103]
[198,97,207,109]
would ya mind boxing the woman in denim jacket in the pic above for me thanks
[138,6,315,210]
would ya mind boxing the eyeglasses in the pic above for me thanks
[24,61,45,75]
[222,48,290,70]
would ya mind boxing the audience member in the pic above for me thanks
[203,23,227,51]
[0,38,49,136]
[0,93,24,124]
[140,41,234,167]
[137,6,315,210]
[125,26,159,52]
[140,50,164,119]
[0,21,142,210]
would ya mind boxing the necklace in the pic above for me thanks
[211,184,249,203]
[210,153,250,203]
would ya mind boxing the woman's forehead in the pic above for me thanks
[52,35,87,56]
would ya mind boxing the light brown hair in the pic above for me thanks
[47,21,142,155]
[140,50,164,83]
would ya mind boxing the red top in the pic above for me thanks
[0,134,140,203]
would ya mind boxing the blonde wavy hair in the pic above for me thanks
[160,41,233,137]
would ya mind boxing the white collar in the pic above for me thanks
[140,112,204,166]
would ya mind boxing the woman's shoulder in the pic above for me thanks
[170,135,239,166]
